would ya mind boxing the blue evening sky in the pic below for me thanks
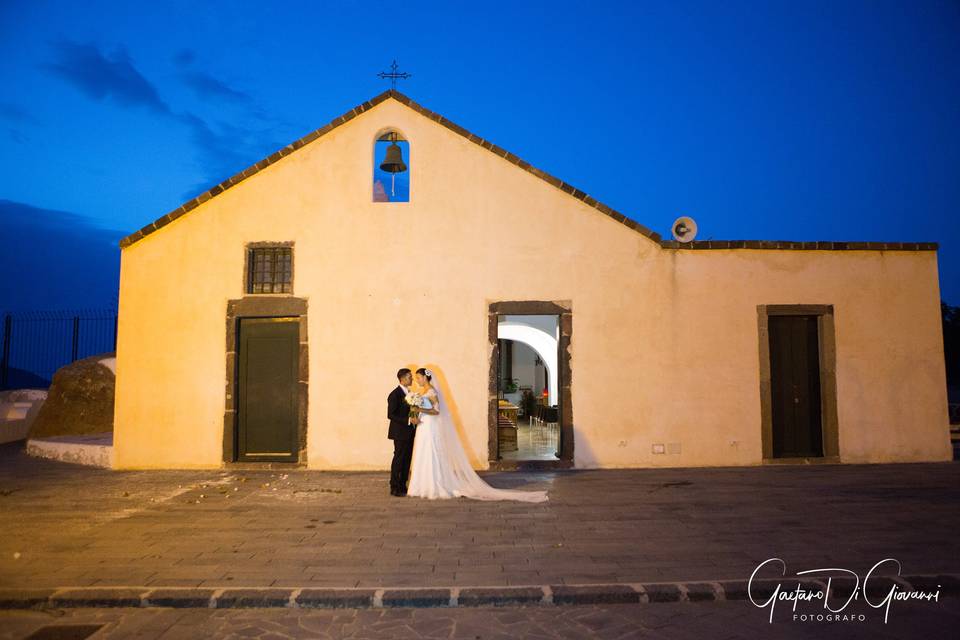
[0,0,957,310]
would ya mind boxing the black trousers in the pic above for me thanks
[390,437,415,492]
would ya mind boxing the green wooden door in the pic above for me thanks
[237,318,299,462]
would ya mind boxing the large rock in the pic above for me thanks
[29,353,115,438]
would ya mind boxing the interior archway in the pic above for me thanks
[496,322,558,404]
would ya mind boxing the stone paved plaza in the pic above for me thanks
[1,441,958,637]
[1,443,958,590]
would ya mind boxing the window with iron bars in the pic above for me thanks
[247,247,292,294]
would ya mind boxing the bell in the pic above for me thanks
[379,142,407,173]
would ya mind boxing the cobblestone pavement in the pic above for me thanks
[0,441,958,592]
[2,598,959,640]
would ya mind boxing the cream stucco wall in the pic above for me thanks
[113,97,952,469]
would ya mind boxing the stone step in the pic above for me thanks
[26,432,113,468]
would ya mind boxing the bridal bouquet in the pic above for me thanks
[404,392,422,420]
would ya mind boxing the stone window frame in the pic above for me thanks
[242,241,295,296]
[223,296,309,467]
[757,304,840,463]
[488,301,574,470]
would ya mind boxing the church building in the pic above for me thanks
[112,90,952,470]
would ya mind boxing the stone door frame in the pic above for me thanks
[488,301,574,470]
[224,296,308,467]
[757,304,840,463]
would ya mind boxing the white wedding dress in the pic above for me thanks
[406,385,549,502]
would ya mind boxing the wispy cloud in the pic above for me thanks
[0,199,127,311]
[176,112,283,195]
[44,41,171,114]
[6,128,27,144]
[44,41,292,199]
[0,101,38,124]
[172,48,292,195]
[172,48,196,67]
[181,70,253,104]
[173,47,252,104]
[0,199,127,237]
[0,101,37,144]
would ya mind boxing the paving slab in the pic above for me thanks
[1,440,959,610]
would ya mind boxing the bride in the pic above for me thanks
[406,368,549,502]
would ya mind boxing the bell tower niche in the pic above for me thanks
[373,129,410,203]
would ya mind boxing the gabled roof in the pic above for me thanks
[119,91,937,252]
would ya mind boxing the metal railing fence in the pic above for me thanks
[0,310,117,390]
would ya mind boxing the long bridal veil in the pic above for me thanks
[432,381,549,503]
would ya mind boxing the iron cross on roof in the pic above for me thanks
[377,60,412,90]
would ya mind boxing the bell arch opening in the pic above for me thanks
[373,128,410,203]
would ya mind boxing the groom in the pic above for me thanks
[387,368,419,497]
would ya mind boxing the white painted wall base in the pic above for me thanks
[26,432,114,469]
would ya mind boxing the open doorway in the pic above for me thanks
[498,314,560,461]
[488,301,573,469]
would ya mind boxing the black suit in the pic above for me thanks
[388,385,416,493]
